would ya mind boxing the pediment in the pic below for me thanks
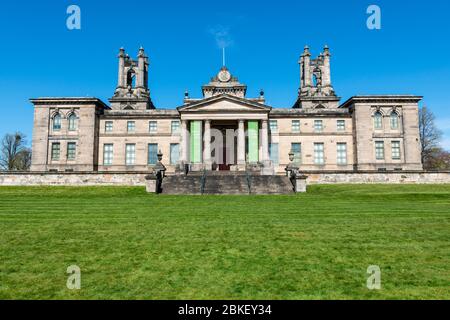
[178,94,271,113]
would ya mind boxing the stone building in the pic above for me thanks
[30,46,423,174]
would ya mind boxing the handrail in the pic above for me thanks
[200,169,207,195]
[245,169,252,195]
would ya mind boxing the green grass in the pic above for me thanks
[0,184,449,300]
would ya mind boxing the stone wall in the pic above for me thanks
[0,171,449,187]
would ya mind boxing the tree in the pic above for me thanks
[419,106,442,169]
[0,132,32,171]
[424,147,450,171]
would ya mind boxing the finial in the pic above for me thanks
[119,47,125,57]
[260,89,265,98]
[184,90,189,98]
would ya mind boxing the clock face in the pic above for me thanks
[218,70,231,82]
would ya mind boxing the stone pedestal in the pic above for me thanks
[145,175,157,193]
[294,175,308,193]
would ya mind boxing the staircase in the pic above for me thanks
[160,171,294,195]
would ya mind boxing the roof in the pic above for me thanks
[340,95,423,108]
[177,93,271,112]
[30,97,110,109]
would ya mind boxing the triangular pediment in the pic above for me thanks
[178,94,271,113]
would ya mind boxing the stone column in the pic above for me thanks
[302,46,312,88]
[237,120,246,166]
[137,47,145,88]
[261,120,269,162]
[323,45,331,87]
[118,48,125,88]
[204,120,211,168]
[180,120,188,163]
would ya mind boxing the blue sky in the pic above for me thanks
[0,0,449,149]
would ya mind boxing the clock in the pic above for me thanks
[218,69,231,82]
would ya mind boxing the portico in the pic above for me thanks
[177,95,271,171]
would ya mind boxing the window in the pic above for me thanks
[67,142,76,160]
[171,121,180,134]
[51,143,60,160]
[314,143,325,165]
[53,114,61,131]
[170,143,180,165]
[148,143,158,165]
[292,120,300,133]
[391,141,401,160]
[269,120,278,132]
[337,120,345,131]
[374,112,383,129]
[105,121,113,132]
[375,141,385,160]
[390,112,399,129]
[337,143,347,165]
[68,114,77,131]
[103,144,113,165]
[125,144,136,165]
[127,121,135,133]
[291,143,301,164]
[149,121,158,133]
[314,120,323,132]
[269,143,279,165]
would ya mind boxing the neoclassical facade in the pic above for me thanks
[30,46,423,173]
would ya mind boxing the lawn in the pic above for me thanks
[0,184,449,300]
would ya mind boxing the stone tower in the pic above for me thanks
[293,45,340,109]
[109,47,155,110]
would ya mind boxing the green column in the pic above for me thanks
[190,121,202,163]
[248,120,259,163]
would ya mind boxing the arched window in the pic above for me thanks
[390,111,399,129]
[68,113,77,131]
[53,113,61,131]
[373,111,383,130]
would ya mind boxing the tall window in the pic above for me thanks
[149,121,158,133]
[390,112,399,129]
[170,143,180,165]
[314,143,325,165]
[105,121,113,132]
[125,144,136,165]
[291,143,301,163]
[337,120,345,131]
[337,143,347,165]
[148,143,158,165]
[269,143,279,165]
[51,143,60,160]
[391,141,401,160]
[292,120,300,133]
[375,141,385,160]
[67,142,76,160]
[374,112,383,129]
[314,120,323,132]
[68,114,77,131]
[103,144,113,165]
[53,114,61,131]
[269,120,278,132]
[171,121,180,134]
[127,121,135,133]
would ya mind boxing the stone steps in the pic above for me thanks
[161,172,294,195]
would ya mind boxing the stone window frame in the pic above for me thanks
[67,112,78,131]
[291,120,300,133]
[148,143,158,165]
[127,121,136,133]
[336,142,347,165]
[373,110,384,130]
[171,120,180,134]
[103,143,114,166]
[314,142,325,165]
[337,120,346,131]
[125,143,136,166]
[105,121,113,133]
[391,140,401,160]
[375,141,385,160]
[149,121,158,133]
[51,142,61,161]
[291,142,302,164]
[52,113,62,131]
[269,120,278,132]
[390,110,400,130]
[66,142,77,161]
[314,120,323,133]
